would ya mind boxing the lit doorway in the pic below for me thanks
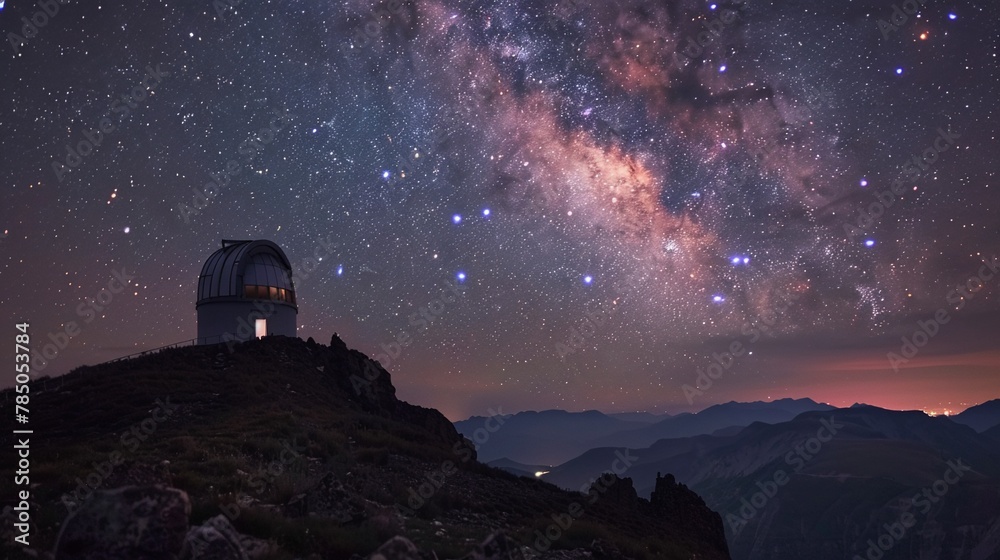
[255,319,267,339]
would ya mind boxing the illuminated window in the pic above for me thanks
[269,287,278,300]
[255,319,267,338]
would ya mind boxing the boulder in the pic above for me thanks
[180,515,248,560]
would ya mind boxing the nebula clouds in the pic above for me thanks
[1,0,997,417]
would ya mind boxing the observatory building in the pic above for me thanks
[196,239,297,344]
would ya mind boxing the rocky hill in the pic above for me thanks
[0,335,730,560]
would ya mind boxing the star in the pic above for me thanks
[4,0,998,424]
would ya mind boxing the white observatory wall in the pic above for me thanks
[196,301,297,344]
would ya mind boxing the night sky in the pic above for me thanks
[2,0,998,420]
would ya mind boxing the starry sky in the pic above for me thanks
[2,0,998,421]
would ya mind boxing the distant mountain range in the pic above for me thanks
[457,399,1000,560]
[952,399,1000,432]
[456,398,836,465]
[535,403,1000,560]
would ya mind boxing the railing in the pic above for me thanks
[105,335,232,363]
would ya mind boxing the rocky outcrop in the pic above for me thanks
[649,473,729,557]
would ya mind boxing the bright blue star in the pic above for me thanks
[583,275,593,284]
[457,271,466,281]
[710,3,717,10]
[731,256,741,265]
[948,13,957,20]
[895,67,904,75]
[865,239,876,248]
[482,208,491,217]
[860,179,868,187]
[712,294,726,303]
[337,265,344,276]
[452,214,462,224]
[719,65,727,73]
[382,171,390,179]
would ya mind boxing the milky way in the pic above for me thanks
[2,0,998,418]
